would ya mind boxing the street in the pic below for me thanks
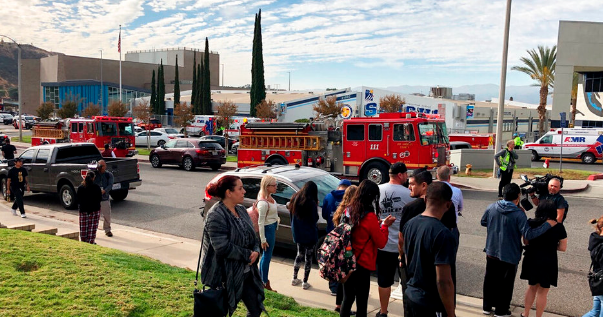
[16,161,598,316]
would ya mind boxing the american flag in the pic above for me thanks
[118,30,121,53]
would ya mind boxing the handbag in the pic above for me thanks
[193,234,228,316]
[588,244,603,296]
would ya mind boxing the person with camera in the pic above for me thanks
[494,140,518,199]
[530,177,568,223]
[583,216,603,317]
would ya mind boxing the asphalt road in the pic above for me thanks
[19,162,598,316]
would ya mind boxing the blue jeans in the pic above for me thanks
[583,296,603,317]
[260,222,277,284]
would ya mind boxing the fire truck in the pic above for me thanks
[237,112,450,184]
[31,116,137,157]
[449,133,495,149]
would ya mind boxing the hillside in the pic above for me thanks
[0,42,60,97]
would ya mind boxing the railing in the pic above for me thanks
[239,135,321,151]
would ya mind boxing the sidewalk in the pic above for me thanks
[0,202,567,317]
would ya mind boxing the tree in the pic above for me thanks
[133,100,152,150]
[107,100,128,117]
[379,94,406,113]
[196,63,203,114]
[255,99,277,120]
[36,102,55,120]
[216,100,238,152]
[174,55,180,105]
[157,60,166,115]
[313,96,342,120]
[250,9,266,117]
[203,37,212,115]
[58,101,78,119]
[192,53,197,111]
[150,70,156,112]
[82,102,102,118]
[173,102,194,137]
[511,45,556,133]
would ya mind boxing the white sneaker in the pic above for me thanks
[20,214,26,218]
[11,209,17,216]
[302,282,311,290]
[291,278,302,286]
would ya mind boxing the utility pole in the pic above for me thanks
[100,49,103,110]
[221,63,224,87]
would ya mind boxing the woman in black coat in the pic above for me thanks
[77,171,102,244]
[582,216,603,317]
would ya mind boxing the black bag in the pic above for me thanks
[589,245,603,296]
[193,237,228,317]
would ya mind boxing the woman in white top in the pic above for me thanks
[257,175,279,291]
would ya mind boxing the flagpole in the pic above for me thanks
[119,25,122,104]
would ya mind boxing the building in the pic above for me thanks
[553,21,603,128]
[21,48,220,115]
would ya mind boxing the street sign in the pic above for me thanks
[560,112,567,128]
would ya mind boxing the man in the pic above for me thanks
[94,160,114,237]
[437,166,464,243]
[530,177,568,223]
[402,182,456,317]
[2,139,17,160]
[481,183,555,317]
[101,144,116,158]
[494,140,518,199]
[513,133,524,150]
[322,178,351,297]
[376,163,412,317]
[7,157,30,218]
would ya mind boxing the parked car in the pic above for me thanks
[449,141,472,150]
[154,127,186,139]
[200,135,236,151]
[134,126,143,134]
[150,139,226,171]
[12,115,37,129]
[202,164,341,252]
[135,130,169,147]
[230,141,239,154]
[0,113,13,125]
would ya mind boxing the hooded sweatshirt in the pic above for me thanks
[481,200,551,264]
[588,232,603,272]
[322,189,346,232]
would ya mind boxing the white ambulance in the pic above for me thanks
[523,128,603,164]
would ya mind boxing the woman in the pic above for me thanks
[494,139,518,198]
[257,175,279,292]
[77,171,102,244]
[289,181,319,290]
[340,180,394,317]
[201,175,265,317]
[583,216,603,317]
[331,185,358,313]
[520,200,568,317]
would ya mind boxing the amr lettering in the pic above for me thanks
[564,137,586,142]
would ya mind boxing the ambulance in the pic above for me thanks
[523,128,603,164]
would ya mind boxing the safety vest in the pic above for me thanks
[514,136,524,147]
[499,150,516,171]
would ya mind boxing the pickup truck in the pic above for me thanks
[0,143,142,209]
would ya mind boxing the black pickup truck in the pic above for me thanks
[0,143,142,209]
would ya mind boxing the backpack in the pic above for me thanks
[317,215,357,283]
[247,199,268,233]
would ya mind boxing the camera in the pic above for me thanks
[518,174,563,211]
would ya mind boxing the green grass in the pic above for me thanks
[137,148,151,156]
[11,135,32,143]
[0,229,337,317]
[227,155,237,162]
[456,167,595,180]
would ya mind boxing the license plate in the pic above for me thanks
[113,183,121,190]
[211,151,217,155]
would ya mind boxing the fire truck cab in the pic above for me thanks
[31,116,137,157]
[237,112,450,184]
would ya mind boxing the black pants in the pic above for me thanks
[336,282,344,306]
[340,265,371,317]
[10,186,24,214]
[498,169,513,197]
[483,256,517,315]
[240,272,263,317]
[403,292,445,317]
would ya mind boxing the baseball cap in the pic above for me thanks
[14,157,22,162]
[389,162,408,174]
[338,179,352,187]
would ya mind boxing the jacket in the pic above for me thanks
[589,232,603,272]
[481,200,551,264]
[351,212,389,271]
[322,189,346,232]
[200,201,265,316]
[494,149,518,171]
[77,184,102,213]
[93,171,113,201]
[291,202,319,245]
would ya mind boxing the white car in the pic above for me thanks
[154,128,186,139]
[135,130,170,147]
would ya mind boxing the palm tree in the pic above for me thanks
[511,45,556,133]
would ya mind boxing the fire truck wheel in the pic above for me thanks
[531,151,540,162]
[582,153,596,164]
[267,157,287,166]
[362,162,389,185]
[150,155,162,168]
[183,157,195,171]
[59,184,77,210]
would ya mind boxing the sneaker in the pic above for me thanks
[11,209,17,216]
[376,311,388,317]
[330,291,337,296]
[105,231,113,237]
[302,282,311,290]
[494,311,511,317]
[483,310,493,315]
[20,214,26,218]
[291,278,301,286]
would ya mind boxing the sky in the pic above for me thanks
[3,0,601,91]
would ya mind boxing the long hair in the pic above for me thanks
[590,216,603,235]
[258,175,276,200]
[348,180,380,226]
[289,181,318,221]
[528,199,557,228]
[81,171,95,187]
[333,185,357,226]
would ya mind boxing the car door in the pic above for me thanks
[149,131,162,146]
[136,132,147,146]
[30,149,51,191]
[175,140,190,163]
[271,181,297,245]
[17,149,36,189]
[156,139,177,163]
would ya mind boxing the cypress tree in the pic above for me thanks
[250,9,266,117]
[150,70,156,112]
[204,37,211,115]
[174,55,180,105]
[192,52,197,111]
[196,63,202,114]
[158,59,166,115]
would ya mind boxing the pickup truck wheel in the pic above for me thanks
[59,184,77,210]
[150,154,162,168]
[531,150,540,162]
[582,153,596,164]
[362,161,389,184]
[110,189,129,201]
[183,157,195,171]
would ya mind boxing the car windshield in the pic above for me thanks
[97,122,117,136]
[293,173,342,207]
[164,128,178,134]
[418,122,448,145]
[119,123,134,136]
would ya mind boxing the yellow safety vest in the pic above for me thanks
[514,136,524,147]
[499,150,516,171]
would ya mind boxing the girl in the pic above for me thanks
[256,175,279,291]
[583,216,603,317]
[289,181,319,290]
[77,171,102,244]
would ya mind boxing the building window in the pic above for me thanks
[44,86,60,107]
[584,72,603,93]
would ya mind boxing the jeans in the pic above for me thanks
[483,256,517,316]
[259,222,277,284]
[498,169,513,197]
[583,296,603,317]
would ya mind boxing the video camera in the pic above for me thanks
[518,174,563,211]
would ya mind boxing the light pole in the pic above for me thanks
[493,0,512,177]
[100,49,103,110]
[288,71,291,91]
[0,35,22,141]
[221,64,224,87]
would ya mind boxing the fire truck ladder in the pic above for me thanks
[32,128,65,139]
[239,135,321,151]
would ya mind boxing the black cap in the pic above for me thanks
[14,157,22,162]
[389,162,407,174]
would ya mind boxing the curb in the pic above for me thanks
[449,182,590,194]
[588,174,603,181]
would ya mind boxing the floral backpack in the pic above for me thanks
[317,214,357,283]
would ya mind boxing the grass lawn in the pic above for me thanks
[227,155,237,162]
[0,229,336,317]
[11,135,32,143]
[137,148,151,156]
[456,167,594,180]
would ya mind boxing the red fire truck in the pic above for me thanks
[31,116,137,157]
[449,133,495,149]
[237,112,450,184]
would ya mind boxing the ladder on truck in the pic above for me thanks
[239,135,321,151]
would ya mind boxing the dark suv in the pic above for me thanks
[150,139,226,171]
[202,164,342,251]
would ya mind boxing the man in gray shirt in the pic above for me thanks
[94,160,114,237]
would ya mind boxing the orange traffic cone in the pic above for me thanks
[543,158,550,169]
